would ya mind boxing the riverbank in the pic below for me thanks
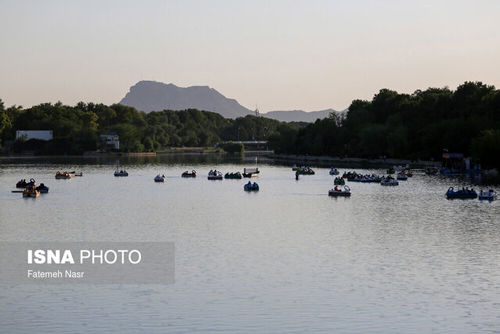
[267,153,440,169]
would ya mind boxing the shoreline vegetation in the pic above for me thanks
[0,81,499,170]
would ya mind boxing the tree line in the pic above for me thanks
[0,100,295,154]
[268,81,500,169]
[0,81,498,168]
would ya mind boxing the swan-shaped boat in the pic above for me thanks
[446,187,477,199]
[208,170,223,180]
[328,185,351,197]
[334,177,345,185]
[329,168,339,175]
[225,172,242,179]
[342,171,360,180]
[380,176,399,186]
[479,189,497,201]
[296,167,315,175]
[55,171,73,179]
[114,169,128,177]
[182,170,197,178]
[35,183,49,193]
[154,174,166,182]
[396,172,408,181]
[425,167,438,175]
[244,181,259,191]
[350,174,381,183]
[23,184,40,198]
[16,179,29,188]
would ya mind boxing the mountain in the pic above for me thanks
[119,80,253,119]
[119,80,343,122]
[261,109,339,122]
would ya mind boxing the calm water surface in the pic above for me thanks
[0,156,499,333]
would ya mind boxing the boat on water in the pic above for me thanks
[362,175,382,183]
[114,161,128,177]
[479,189,497,201]
[55,171,73,179]
[208,170,223,180]
[23,184,40,198]
[243,168,259,177]
[154,174,166,182]
[396,172,408,181]
[328,185,351,197]
[296,167,315,175]
[244,181,259,191]
[329,168,339,175]
[334,177,345,185]
[425,167,439,175]
[349,175,363,182]
[69,171,83,177]
[380,176,399,186]
[114,170,128,177]
[182,170,197,178]
[17,178,38,190]
[342,171,359,180]
[16,179,29,188]
[225,172,242,179]
[350,174,381,183]
[446,187,477,199]
[35,183,49,193]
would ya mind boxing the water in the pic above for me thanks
[1,156,499,333]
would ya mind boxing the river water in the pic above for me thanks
[0,155,499,333]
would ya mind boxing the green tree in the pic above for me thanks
[471,129,500,169]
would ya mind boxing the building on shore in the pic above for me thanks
[217,140,268,151]
[100,132,120,150]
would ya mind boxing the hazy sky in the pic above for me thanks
[1,0,499,112]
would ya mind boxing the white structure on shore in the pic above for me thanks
[100,132,120,150]
[16,130,53,141]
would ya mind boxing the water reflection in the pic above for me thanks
[0,157,498,333]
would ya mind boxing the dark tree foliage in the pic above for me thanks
[220,142,244,154]
[2,81,498,168]
[269,81,500,168]
[0,102,292,154]
[471,129,500,169]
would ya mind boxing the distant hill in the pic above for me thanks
[119,80,342,122]
[262,109,340,122]
[119,81,253,119]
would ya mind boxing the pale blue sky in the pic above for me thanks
[1,0,499,111]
